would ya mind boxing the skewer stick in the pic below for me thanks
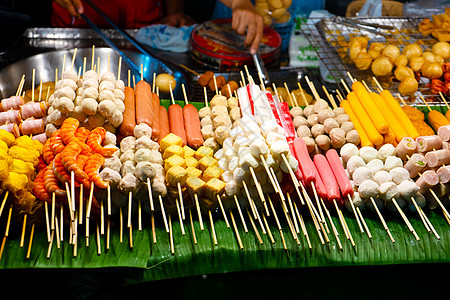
[412,197,431,233]
[240,71,246,87]
[246,208,263,244]
[60,205,64,242]
[0,191,8,219]
[119,207,123,243]
[147,178,154,211]
[177,182,185,220]
[286,191,299,234]
[356,207,372,239]
[283,82,296,106]
[217,195,230,228]
[322,85,338,109]
[268,196,287,248]
[417,204,440,240]
[20,214,27,247]
[347,194,364,234]
[15,75,25,96]
[234,195,248,232]
[140,64,143,81]
[38,75,43,101]
[194,194,204,230]
[346,71,355,83]
[70,48,77,70]
[117,56,122,81]
[310,183,328,233]
[203,87,209,107]
[242,181,265,234]
[106,216,110,250]
[107,185,111,216]
[370,197,395,243]
[293,200,312,249]
[62,54,66,73]
[262,213,275,244]
[429,189,450,220]
[438,91,450,109]
[249,167,269,216]
[392,198,420,241]
[321,199,342,251]
[45,201,51,242]
[96,222,102,254]
[152,73,156,93]
[54,215,60,249]
[335,200,355,247]
[179,64,200,76]
[297,82,309,106]
[46,229,54,259]
[127,191,132,228]
[175,199,185,235]
[165,214,173,254]
[159,195,169,233]
[83,57,86,76]
[91,45,95,70]
[97,57,101,76]
[305,76,320,101]
[26,223,35,259]
[31,68,35,102]
[0,205,11,260]
[106,52,110,73]
[340,79,351,94]
[209,210,218,246]
[229,210,244,249]
[189,209,197,245]
[129,219,133,249]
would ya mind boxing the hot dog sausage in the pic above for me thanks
[352,82,389,134]
[183,103,204,149]
[437,165,450,184]
[279,101,296,144]
[159,105,170,143]
[326,148,354,198]
[314,154,343,206]
[311,163,328,201]
[151,92,161,142]
[404,153,426,179]
[415,170,439,193]
[416,135,442,152]
[168,103,187,146]
[119,86,136,137]
[135,80,153,127]
[370,92,407,142]
[438,125,450,142]
[425,149,450,168]
[292,137,315,185]
[396,137,416,161]
[340,100,372,147]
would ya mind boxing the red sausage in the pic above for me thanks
[135,81,153,127]
[158,105,170,143]
[325,149,354,198]
[279,102,296,144]
[119,86,136,136]
[292,137,315,185]
[311,163,328,200]
[289,143,304,183]
[150,92,160,142]
[183,103,204,149]
[168,104,187,146]
[314,154,343,206]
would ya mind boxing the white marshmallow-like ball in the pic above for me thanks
[359,146,378,163]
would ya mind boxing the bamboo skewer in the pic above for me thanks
[189,209,197,245]
[230,209,244,249]
[370,197,395,243]
[234,195,248,233]
[321,199,342,251]
[246,208,263,244]
[392,198,420,241]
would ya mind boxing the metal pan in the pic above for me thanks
[0,47,193,100]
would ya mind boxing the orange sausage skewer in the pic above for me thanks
[168,84,187,146]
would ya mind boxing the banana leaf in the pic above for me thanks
[0,100,449,284]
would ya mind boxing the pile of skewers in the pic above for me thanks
[0,48,450,263]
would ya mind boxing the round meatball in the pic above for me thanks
[358,180,379,199]
[323,118,339,134]
[81,98,98,115]
[330,127,346,148]
[98,100,116,117]
[290,107,303,118]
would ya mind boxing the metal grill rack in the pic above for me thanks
[298,17,446,105]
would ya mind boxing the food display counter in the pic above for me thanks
[0,8,449,297]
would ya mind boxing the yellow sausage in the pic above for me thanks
[428,110,450,132]
[347,91,384,146]
[352,81,389,134]
[340,99,373,147]
[370,92,408,143]
[384,127,396,145]
[380,90,419,139]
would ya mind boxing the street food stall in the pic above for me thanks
[0,1,449,297]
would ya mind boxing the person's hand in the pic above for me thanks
[53,0,84,17]
[230,0,263,55]
[161,12,196,27]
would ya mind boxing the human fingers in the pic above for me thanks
[250,15,263,54]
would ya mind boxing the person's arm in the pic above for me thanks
[161,0,195,27]
[219,0,263,55]
[53,0,84,17]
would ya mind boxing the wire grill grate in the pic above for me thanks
[298,17,446,105]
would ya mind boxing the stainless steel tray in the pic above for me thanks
[0,47,192,100]
[298,17,446,105]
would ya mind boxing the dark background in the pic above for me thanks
[0,263,449,299]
